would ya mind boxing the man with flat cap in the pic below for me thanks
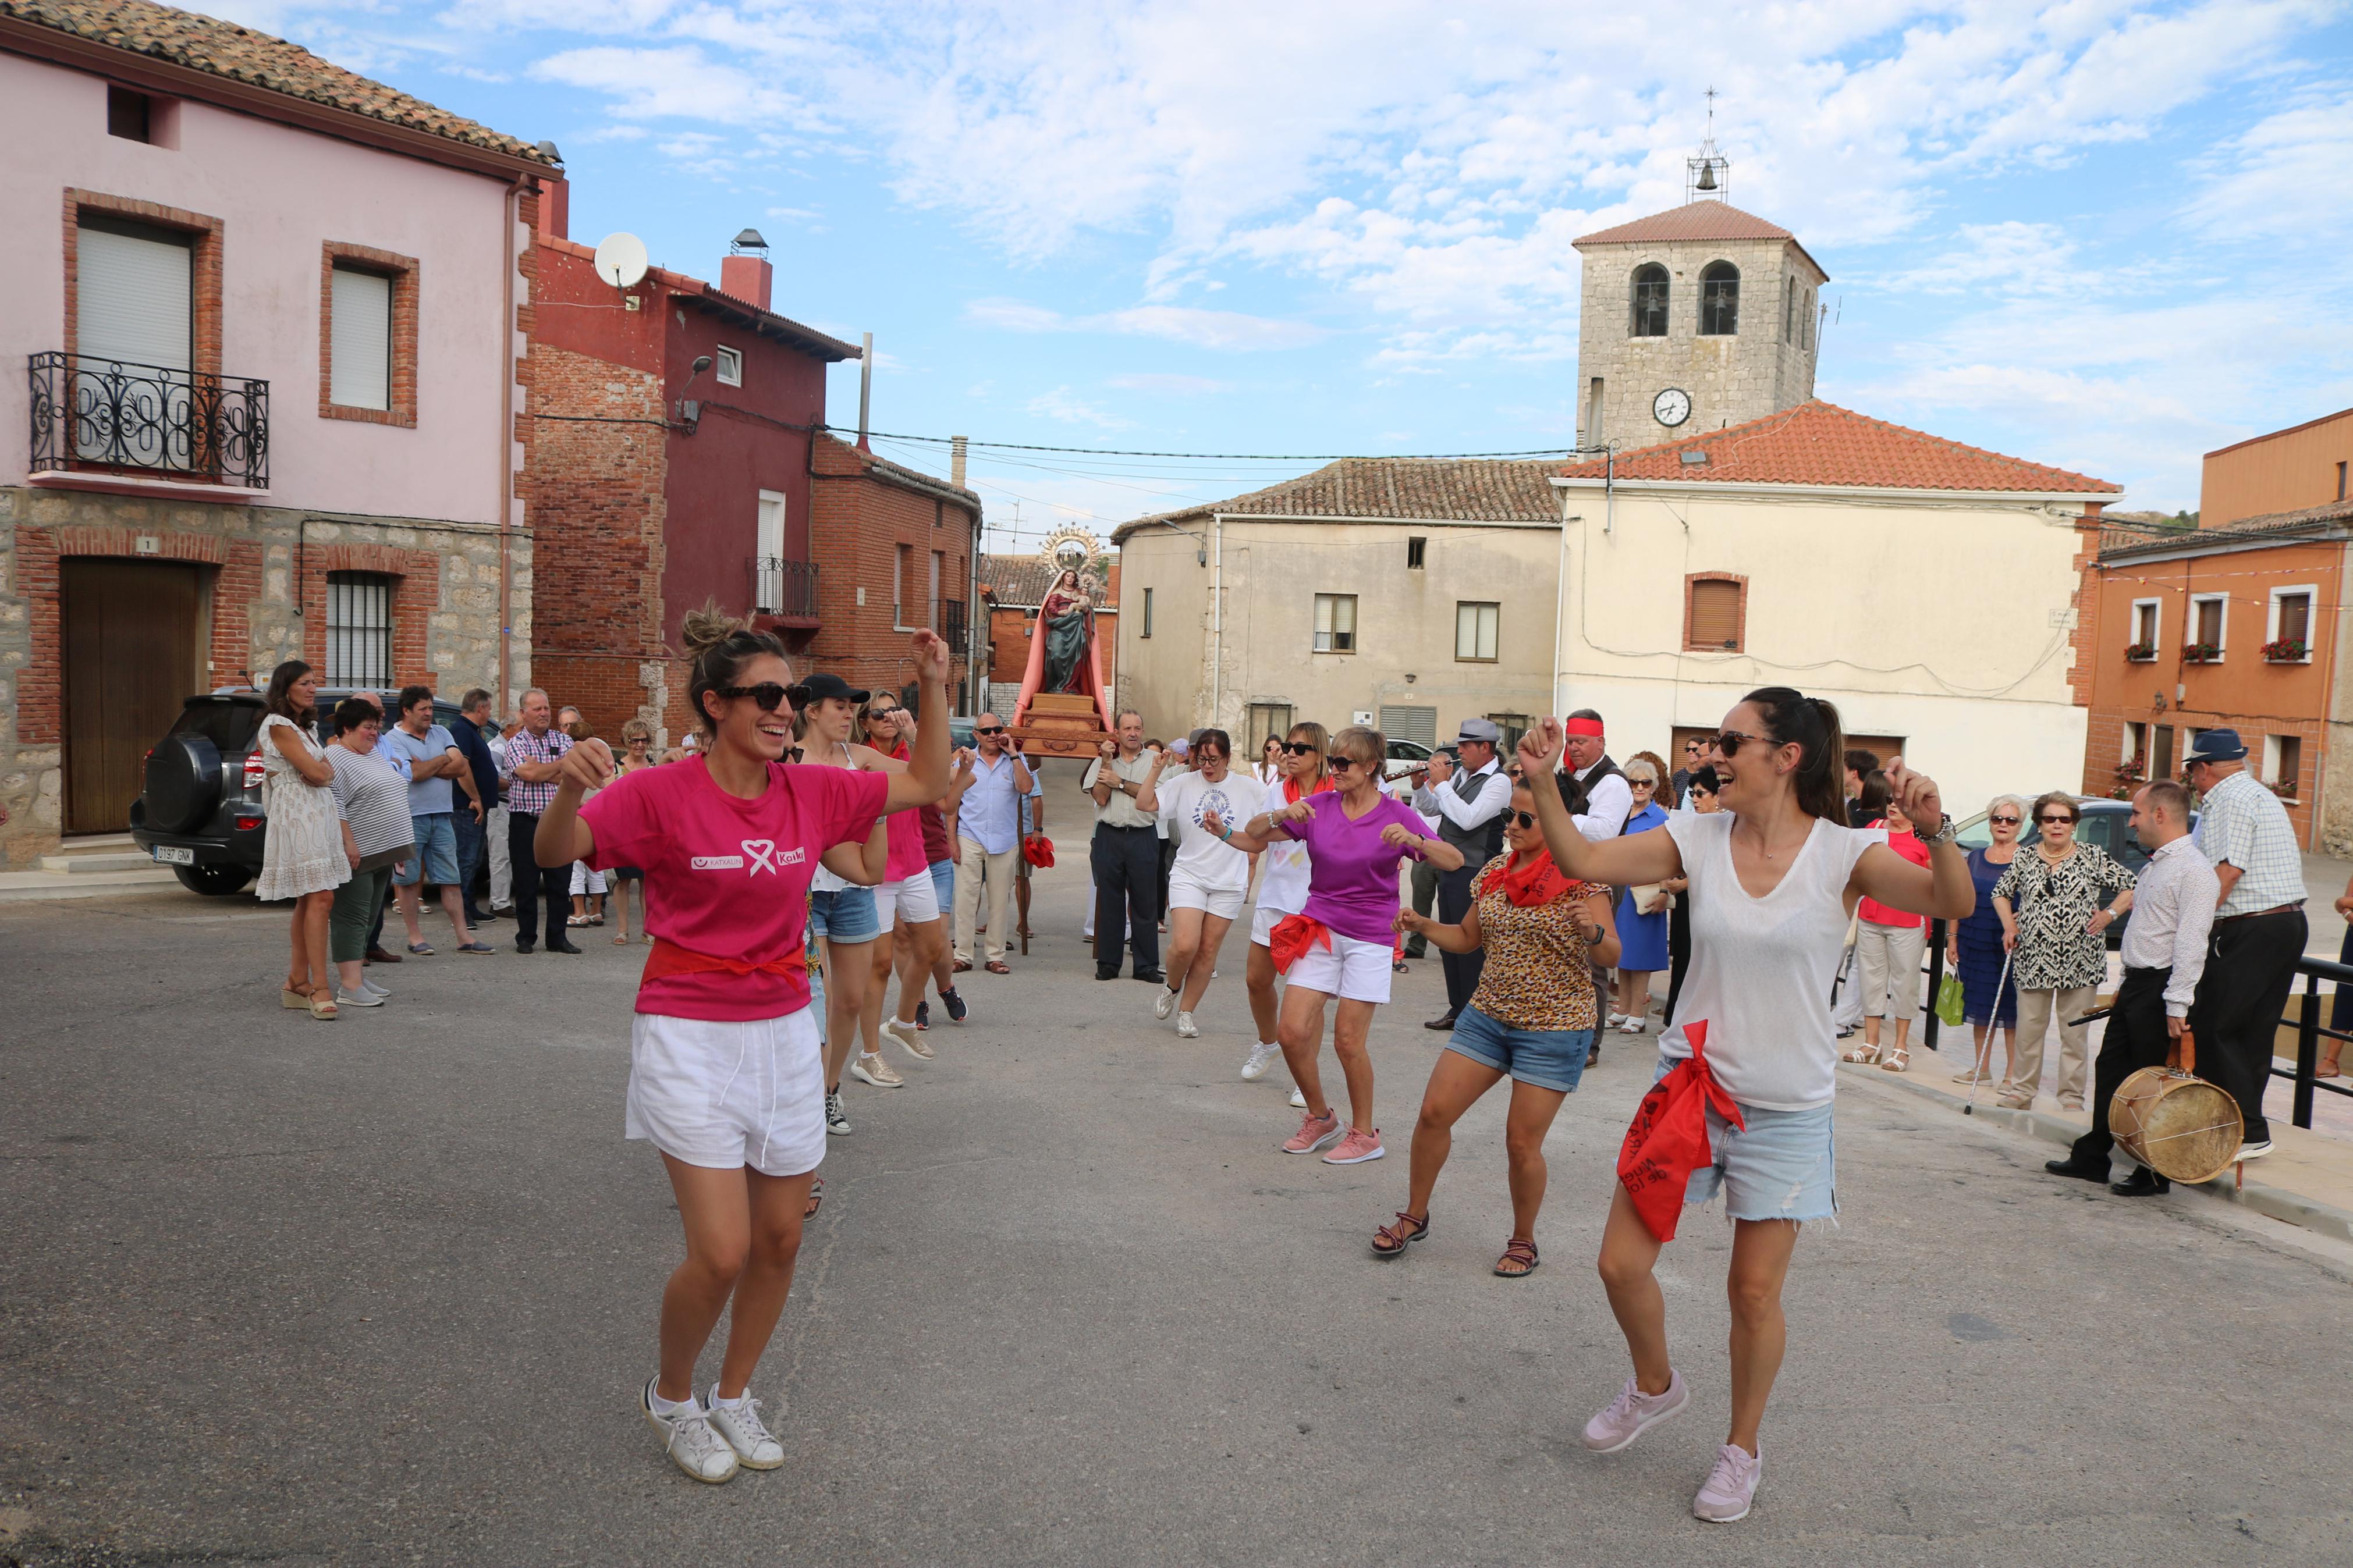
[1415,717,1513,1030]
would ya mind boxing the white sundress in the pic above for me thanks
[256,713,350,900]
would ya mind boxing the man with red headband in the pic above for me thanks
[1560,709,1633,842]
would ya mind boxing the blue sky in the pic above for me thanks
[223,0,2353,549]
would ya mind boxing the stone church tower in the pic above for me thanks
[1570,198,1829,451]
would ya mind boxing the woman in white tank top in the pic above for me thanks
[1520,687,1972,1523]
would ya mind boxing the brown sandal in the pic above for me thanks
[985,960,1011,975]
[1371,1210,1430,1257]
[1493,1236,1539,1277]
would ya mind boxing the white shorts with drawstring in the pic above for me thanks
[625,1008,825,1178]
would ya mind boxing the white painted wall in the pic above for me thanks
[1550,482,2094,815]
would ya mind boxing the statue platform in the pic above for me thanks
[1011,692,1111,762]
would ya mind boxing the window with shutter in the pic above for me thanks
[1314,593,1357,653]
[330,266,393,410]
[77,216,192,371]
[1685,577,1744,650]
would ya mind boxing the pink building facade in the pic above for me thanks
[0,1,558,861]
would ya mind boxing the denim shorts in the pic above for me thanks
[808,884,879,943]
[929,856,955,913]
[393,812,460,887]
[1446,1007,1594,1094]
[1653,1055,1837,1223]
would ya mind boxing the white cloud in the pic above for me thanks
[967,298,1325,351]
[2184,93,2353,244]
[1108,373,1231,394]
[1027,387,1134,429]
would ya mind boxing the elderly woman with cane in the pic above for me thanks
[1522,691,1971,1523]
[1946,795,2025,1087]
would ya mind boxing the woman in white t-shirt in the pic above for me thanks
[1521,687,1971,1525]
[1241,722,1333,1084]
[1136,728,1265,1039]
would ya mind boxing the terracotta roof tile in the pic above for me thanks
[1573,200,1795,248]
[978,554,1061,606]
[2207,496,2353,534]
[1,0,550,163]
[1557,401,2118,496]
[1111,457,1561,542]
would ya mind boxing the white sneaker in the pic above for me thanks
[1153,986,1178,1021]
[1175,1011,1199,1039]
[824,1092,851,1136]
[334,987,384,1008]
[642,1379,738,1484]
[1241,1041,1282,1080]
[850,1053,904,1089]
[1289,1086,1307,1108]
[704,1386,785,1470]
[883,1017,935,1061]
[2237,1138,2275,1160]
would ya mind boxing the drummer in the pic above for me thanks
[2044,779,2217,1197]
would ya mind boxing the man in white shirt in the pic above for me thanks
[2050,778,2219,1195]
[1083,710,1165,983]
[1414,718,1512,1029]
[1560,710,1632,842]
[2184,727,2306,1160]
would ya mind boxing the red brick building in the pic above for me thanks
[526,202,980,739]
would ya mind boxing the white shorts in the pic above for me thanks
[570,862,607,895]
[1167,867,1245,920]
[878,873,941,926]
[625,1008,825,1178]
[1250,901,1305,949]
[1283,931,1393,1005]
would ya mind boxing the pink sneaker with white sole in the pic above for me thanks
[1282,1110,1343,1154]
[1692,1441,1763,1522]
[1322,1127,1384,1165]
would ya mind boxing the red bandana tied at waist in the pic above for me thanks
[1477,849,1573,908]
[1616,1021,1745,1242]
[1268,913,1332,975]
[641,936,810,987]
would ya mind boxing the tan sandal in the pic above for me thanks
[308,992,339,1021]
[281,984,313,1010]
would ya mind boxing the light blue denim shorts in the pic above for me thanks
[1653,1055,1837,1224]
[393,812,459,887]
[808,885,879,943]
[929,856,956,912]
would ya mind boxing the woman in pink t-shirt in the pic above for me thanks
[1218,724,1463,1167]
[535,609,952,1486]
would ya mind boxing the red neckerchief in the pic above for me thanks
[1281,772,1336,806]
[1477,847,1574,908]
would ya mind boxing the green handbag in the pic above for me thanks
[1935,973,1967,1028]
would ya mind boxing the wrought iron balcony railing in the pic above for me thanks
[941,597,969,654]
[29,351,269,488]
[750,556,819,621]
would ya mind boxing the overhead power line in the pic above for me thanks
[829,425,1584,462]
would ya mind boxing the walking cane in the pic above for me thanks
[1962,945,2015,1114]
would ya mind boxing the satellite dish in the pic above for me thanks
[593,232,649,290]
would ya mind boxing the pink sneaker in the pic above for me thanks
[1692,1442,1763,1523]
[1581,1370,1689,1452]
[1282,1110,1343,1155]
[1321,1127,1384,1165]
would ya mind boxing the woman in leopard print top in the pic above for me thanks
[1378,777,1620,1277]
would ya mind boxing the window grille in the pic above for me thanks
[325,572,393,687]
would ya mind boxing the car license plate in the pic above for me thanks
[152,845,196,865]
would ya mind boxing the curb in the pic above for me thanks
[1843,1059,2353,1245]
[0,869,180,902]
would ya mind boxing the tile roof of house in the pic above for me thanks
[979,554,1061,606]
[2100,496,2353,561]
[0,0,551,165]
[1110,458,1562,542]
[812,433,979,509]
[1556,400,2119,496]
[1574,200,1792,248]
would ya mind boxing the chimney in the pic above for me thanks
[951,435,967,490]
[721,228,772,310]
[537,173,569,241]
[857,332,873,451]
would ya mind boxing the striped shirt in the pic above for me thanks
[2192,769,2305,916]
[328,746,414,873]
[503,724,574,816]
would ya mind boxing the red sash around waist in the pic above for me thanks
[641,936,810,986]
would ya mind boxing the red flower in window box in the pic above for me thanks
[2260,638,2309,663]
[2182,641,2223,663]
[2124,640,2157,661]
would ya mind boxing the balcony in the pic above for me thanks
[29,351,269,488]
[750,556,819,626]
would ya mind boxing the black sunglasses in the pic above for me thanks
[1712,729,1768,756]
[1509,809,1538,829]
[1328,755,1366,773]
[715,682,790,712]
[2038,813,2078,826]
[1282,741,1320,756]
[865,707,900,723]
[975,724,1005,736]
[1989,813,2021,826]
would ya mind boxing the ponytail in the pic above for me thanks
[1742,686,1846,825]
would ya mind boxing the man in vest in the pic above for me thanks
[1559,709,1632,840]
[1416,717,1513,1030]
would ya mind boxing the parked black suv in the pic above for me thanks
[129,688,469,896]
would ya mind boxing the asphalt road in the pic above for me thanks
[5,843,2352,1567]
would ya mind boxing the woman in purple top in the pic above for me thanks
[1217,725,1463,1166]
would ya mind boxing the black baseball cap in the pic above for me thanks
[788,672,869,706]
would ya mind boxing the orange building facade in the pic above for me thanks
[2202,407,2353,529]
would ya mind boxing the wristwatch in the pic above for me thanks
[1920,813,1957,847]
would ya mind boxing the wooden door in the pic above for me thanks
[62,559,203,833]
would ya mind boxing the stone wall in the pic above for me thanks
[1574,233,1825,451]
[0,483,526,866]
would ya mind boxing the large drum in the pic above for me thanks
[2110,1027,2242,1185]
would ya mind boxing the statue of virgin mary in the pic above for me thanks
[1037,566,1098,694]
